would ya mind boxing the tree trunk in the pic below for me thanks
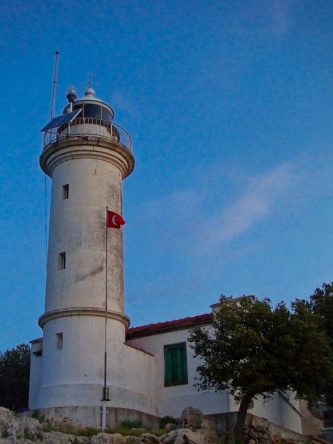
[233,394,253,444]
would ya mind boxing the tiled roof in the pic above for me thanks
[127,313,212,339]
[30,338,43,344]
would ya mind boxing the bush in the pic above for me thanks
[30,409,45,422]
[120,420,142,428]
[159,415,178,429]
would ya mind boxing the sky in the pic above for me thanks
[0,0,333,351]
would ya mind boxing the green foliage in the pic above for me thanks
[189,295,333,400]
[189,295,333,442]
[42,420,98,437]
[159,415,178,429]
[0,343,30,411]
[120,420,142,428]
[1,427,9,438]
[42,423,51,433]
[310,282,333,341]
[82,427,99,437]
[150,428,166,436]
[23,427,35,440]
[310,282,333,405]
[30,409,45,422]
[110,426,146,436]
[219,431,236,444]
[107,421,165,437]
[108,420,147,436]
[36,431,44,441]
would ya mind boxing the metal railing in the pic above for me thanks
[42,118,132,153]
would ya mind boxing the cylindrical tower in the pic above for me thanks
[31,87,156,427]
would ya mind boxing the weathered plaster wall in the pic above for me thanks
[128,327,302,433]
[45,156,124,313]
[127,328,230,418]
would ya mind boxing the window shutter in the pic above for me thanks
[164,342,188,386]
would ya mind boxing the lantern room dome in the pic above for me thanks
[63,86,115,122]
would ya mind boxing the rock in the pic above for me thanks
[141,433,161,443]
[46,416,87,434]
[0,407,43,442]
[90,432,126,444]
[164,423,177,433]
[124,437,141,444]
[43,431,89,443]
[174,427,219,444]
[129,428,146,435]
[180,407,203,431]
[201,417,215,432]
[174,429,198,444]
[160,430,178,443]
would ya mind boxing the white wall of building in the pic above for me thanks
[31,316,156,416]
[45,156,124,314]
[128,327,230,418]
[128,326,302,433]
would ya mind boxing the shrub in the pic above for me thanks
[159,415,178,429]
[120,420,142,428]
[1,427,9,438]
[30,409,45,422]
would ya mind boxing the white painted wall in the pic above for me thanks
[128,327,230,418]
[31,116,158,417]
[31,316,156,415]
[128,327,302,433]
[45,156,124,314]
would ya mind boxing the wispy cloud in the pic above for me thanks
[228,0,296,39]
[269,0,296,38]
[141,162,296,254]
[201,163,295,250]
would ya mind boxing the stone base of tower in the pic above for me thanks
[36,406,159,429]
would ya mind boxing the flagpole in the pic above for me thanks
[101,206,109,430]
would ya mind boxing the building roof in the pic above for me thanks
[126,313,212,339]
[30,313,213,344]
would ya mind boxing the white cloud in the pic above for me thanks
[201,163,295,250]
[141,162,296,254]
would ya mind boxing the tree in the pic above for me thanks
[188,296,333,443]
[0,343,30,411]
[310,282,333,406]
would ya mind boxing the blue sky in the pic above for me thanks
[0,0,333,351]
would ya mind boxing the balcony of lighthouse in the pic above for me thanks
[40,86,134,178]
[42,86,132,155]
[42,113,132,154]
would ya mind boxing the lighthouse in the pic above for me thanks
[29,86,157,427]
[28,85,305,434]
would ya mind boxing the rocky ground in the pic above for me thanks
[0,406,219,444]
[0,406,328,444]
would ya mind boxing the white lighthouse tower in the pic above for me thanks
[29,86,156,427]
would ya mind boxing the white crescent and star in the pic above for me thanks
[112,214,118,226]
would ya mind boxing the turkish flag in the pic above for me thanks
[107,210,125,229]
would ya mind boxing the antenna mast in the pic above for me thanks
[50,51,59,119]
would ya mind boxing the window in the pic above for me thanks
[102,107,112,122]
[62,184,69,199]
[164,342,188,387]
[83,104,102,119]
[59,252,66,270]
[56,332,63,350]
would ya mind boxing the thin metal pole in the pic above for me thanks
[104,205,108,390]
[50,51,59,119]
[101,206,109,431]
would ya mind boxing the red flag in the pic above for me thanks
[107,210,125,229]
